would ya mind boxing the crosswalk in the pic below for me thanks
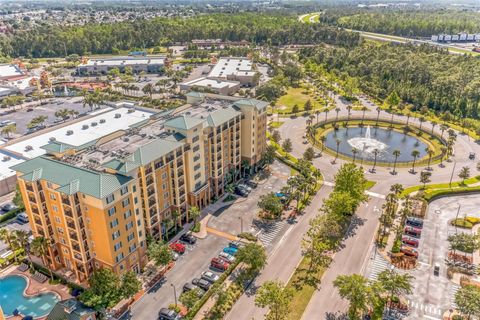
[406,300,443,318]
[449,284,460,308]
[257,220,289,247]
[367,254,391,281]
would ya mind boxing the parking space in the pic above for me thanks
[0,97,88,135]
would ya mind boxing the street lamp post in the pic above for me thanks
[171,284,177,307]
[449,160,457,188]
[239,217,243,234]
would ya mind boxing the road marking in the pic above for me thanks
[323,181,386,199]
[205,227,238,241]
[424,316,442,320]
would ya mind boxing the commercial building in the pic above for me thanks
[0,64,26,81]
[179,77,240,95]
[207,57,258,87]
[11,93,267,282]
[77,56,165,76]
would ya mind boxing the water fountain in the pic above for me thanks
[347,125,387,154]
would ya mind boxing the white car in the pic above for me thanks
[219,251,235,263]
[201,271,220,283]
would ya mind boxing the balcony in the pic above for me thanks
[148,198,156,207]
[74,253,83,262]
[64,207,73,218]
[146,177,154,186]
[26,184,34,192]
[39,192,45,203]
[145,168,153,176]
[28,196,36,203]
[147,188,155,197]
[72,244,81,252]
[69,232,78,241]
[67,222,76,230]
[177,160,183,167]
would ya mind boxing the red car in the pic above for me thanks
[402,236,419,248]
[169,241,186,254]
[404,226,422,238]
[211,257,230,271]
[400,245,418,258]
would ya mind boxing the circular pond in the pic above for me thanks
[323,125,429,163]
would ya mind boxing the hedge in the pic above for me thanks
[0,207,24,224]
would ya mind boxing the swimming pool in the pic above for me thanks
[0,275,59,318]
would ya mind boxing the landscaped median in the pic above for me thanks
[401,175,480,202]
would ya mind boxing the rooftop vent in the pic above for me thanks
[114,113,121,119]
[99,119,106,124]
[49,137,56,142]
[123,137,129,142]
[127,109,135,114]
[66,130,73,136]
[82,124,89,130]
[2,156,11,161]
[91,122,98,126]
[25,145,33,151]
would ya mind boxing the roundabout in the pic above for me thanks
[313,118,446,167]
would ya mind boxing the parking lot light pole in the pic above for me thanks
[171,283,177,307]
[239,217,243,234]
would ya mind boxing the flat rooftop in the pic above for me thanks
[181,77,239,89]
[3,107,155,160]
[79,57,165,67]
[0,150,24,179]
[0,64,25,80]
[208,58,255,79]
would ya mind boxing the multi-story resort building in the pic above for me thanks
[11,93,268,282]
[76,56,166,76]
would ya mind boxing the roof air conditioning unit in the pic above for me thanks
[66,130,73,135]
[99,119,106,124]
[91,122,98,126]
[114,113,121,118]
[127,109,135,113]
[82,124,89,130]
[49,137,56,142]
[123,137,129,142]
[3,156,11,161]
[25,145,33,151]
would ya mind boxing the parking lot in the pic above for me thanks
[130,161,291,320]
[0,217,30,253]
[0,96,88,135]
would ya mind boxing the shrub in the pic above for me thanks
[450,218,473,229]
[190,222,201,233]
[237,232,257,242]
[391,239,401,253]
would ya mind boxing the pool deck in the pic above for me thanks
[1,265,72,320]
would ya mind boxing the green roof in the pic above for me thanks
[207,107,241,127]
[47,299,95,320]
[103,138,184,174]
[41,141,75,153]
[186,91,205,99]
[164,115,204,131]
[234,98,269,111]
[12,156,132,198]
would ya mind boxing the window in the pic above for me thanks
[129,243,137,253]
[52,205,58,212]
[125,221,134,231]
[114,242,122,251]
[115,253,124,263]
[164,203,169,209]
[50,194,56,200]
[47,182,53,189]
[192,135,199,143]
[162,183,167,190]
[60,237,66,244]
[120,185,128,195]
[135,208,140,216]
[193,145,200,152]
[137,219,141,226]
[162,172,167,179]
[132,185,136,193]
[194,164,200,171]
[163,192,169,199]
[122,198,130,208]
[108,207,116,217]
[112,230,120,240]
[124,210,132,219]
[106,194,115,204]
[57,227,64,234]
[140,241,144,247]
[134,197,138,204]
[127,233,135,241]
[110,219,119,228]
[194,173,201,180]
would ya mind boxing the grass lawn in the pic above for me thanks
[366,180,376,190]
[276,86,326,114]
[285,257,325,320]
[269,121,284,128]
[401,175,480,200]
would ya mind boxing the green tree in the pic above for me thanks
[281,139,292,153]
[120,271,142,299]
[27,115,48,129]
[1,124,16,138]
[0,229,19,263]
[15,230,32,269]
[419,171,432,188]
[410,149,420,173]
[179,288,202,309]
[333,274,370,320]
[147,241,173,267]
[392,149,401,174]
[262,145,277,165]
[292,104,299,114]
[303,147,315,162]
[254,280,293,320]
[236,243,267,276]
[333,163,368,208]
[271,130,281,144]
[304,99,312,111]
[455,285,480,320]
[258,192,283,218]
[377,269,413,307]
[189,206,201,224]
[79,268,123,310]
[302,215,333,274]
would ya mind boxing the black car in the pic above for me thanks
[245,180,258,189]
[406,217,423,228]
[180,233,197,244]
[182,282,198,293]
[158,308,180,320]
[235,187,248,197]
[192,278,211,291]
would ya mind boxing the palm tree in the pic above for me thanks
[15,230,32,269]
[171,209,181,231]
[419,117,425,131]
[142,83,154,98]
[31,237,53,279]
[334,107,341,123]
[189,206,201,224]
[440,124,448,140]
[324,108,329,123]
[334,138,341,161]
[0,229,19,263]
[431,121,437,134]
[371,148,379,172]
[346,105,352,122]
[440,146,447,166]
[361,106,368,125]
[1,124,16,138]
[315,110,320,124]
[352,148,358,163]
[375,106,381,125]
[410,149,420,173]
[392,149,401,175]
[426,148,435,170]
[319,136,327,154]
[405,112,411,126]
